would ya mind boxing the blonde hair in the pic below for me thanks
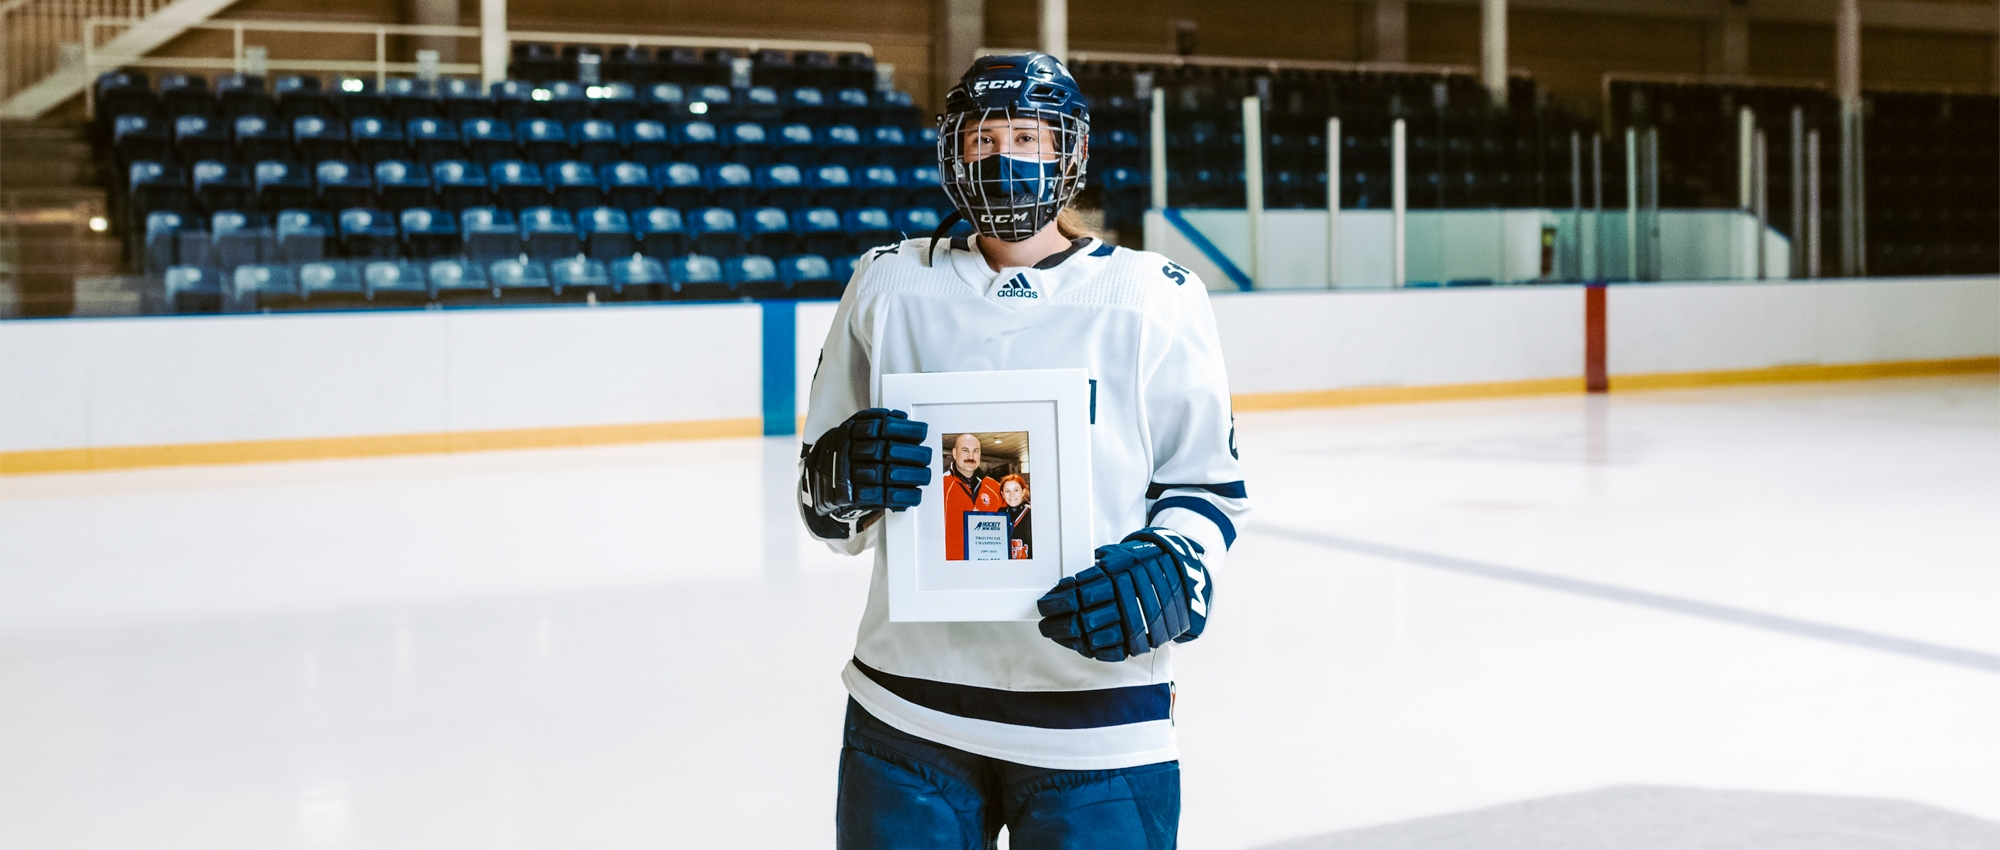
[1055,207,1095,240]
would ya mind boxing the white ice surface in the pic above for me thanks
[2,376,1996,849]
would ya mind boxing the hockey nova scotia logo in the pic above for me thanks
[997,273,1038,298]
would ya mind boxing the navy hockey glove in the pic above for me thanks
[1036,528,1212,663]
[802,409,934,531]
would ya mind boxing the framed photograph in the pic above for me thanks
[880,369,1094,622]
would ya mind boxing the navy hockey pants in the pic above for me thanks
[836,699,1180,850]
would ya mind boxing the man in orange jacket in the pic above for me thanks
[941,432,1004,559]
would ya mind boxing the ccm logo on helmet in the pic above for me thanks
[971,79,1024,93]
[979,212,1031,223]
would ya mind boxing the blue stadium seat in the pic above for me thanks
[293,115,347,164]
[867,125,907,166]
[771,122,817,167]
[441,78,491,122]
[274,75,334,121]
[602,161,655,210]
[542,81,589,123]
[634,207,686,259]
[656,47,704,86]
[857,164,900,208]
[164,265,225,313]
[874,89,920,127]
[832,254,859,282]
[752,50,794,89]
[362,260,430,301]
[793,206,844,257]
[754,163,807,208]
[548,160,601,210]
[704,162,755,209]
[578,206,635,261]
[671,119,722,165]
[724,122,770,165]
[407,118,459,163]
[209,210,265,270]
[488,159,546,210]
[335,77,387,120]
[779,253,839,297]
[192,160,250,213]
[399,207,458,260]
[487,257,551,295]
[233,115,289,164]
[143,210,193,276]
[843,207,896,253]
[622,119,672,165]
[171,213,212,270]
[572,119,621,165]
[491,80,537,122]
[900,165,947,213]
[740,86,783,122]
[431,159,488,210]
[607,254,668,297]
[512,42,561,85]
[462,117,515,162]
[159,73,208,117]
[892,206,941,239]
[519,206,580,261]
[97,72,158,122]
[904,126,938,166]
[795,51,837,86]
[338,208,398,259]
[350,116,404,163]
[230,264,298,310]
[113,114,169,164]
[782,86,827,124]
[129,161,191,217]
[641,82,687,121]
[607,46,654,86]
[461,206,520,263]
[518,118,571,165]
[687,206,743,257]
[724,254,782,297]
[817,124,864,166]
[274,209,332,264]
[214,73,266,120]
[742,206,792,256]
[315,160,373,210]
[173,114,230,163]
[688,85,733,120]
[809,164,855,208]
[428,257,490,299]
[653,161,705,209]
[830,88,872,126]
[549,256,610,296]
[374,160,430,210]
[667,254,726,299]
[591,82,640,123]
[298,260,364,302]
[383,77,436,122]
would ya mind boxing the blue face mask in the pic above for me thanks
[951,154,1068,241]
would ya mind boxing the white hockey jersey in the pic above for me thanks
[800,234,1249,770]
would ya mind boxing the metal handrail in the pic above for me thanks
[1014,48,1534,81]
[507,29,873,56]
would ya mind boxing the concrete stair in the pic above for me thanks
[1,120,125,317]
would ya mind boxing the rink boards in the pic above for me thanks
[3,277,1995,473]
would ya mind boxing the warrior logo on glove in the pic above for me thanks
[1036,527,1213,663]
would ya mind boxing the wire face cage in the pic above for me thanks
[937,105,1089,242]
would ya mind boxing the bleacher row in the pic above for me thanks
[89,48,978,309]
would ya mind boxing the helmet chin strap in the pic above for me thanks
[926,209,965,266]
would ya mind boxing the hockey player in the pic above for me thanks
[798,52,1247,849]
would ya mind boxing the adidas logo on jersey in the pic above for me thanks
[996,273,1038,298]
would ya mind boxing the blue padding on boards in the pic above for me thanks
[762,299,797,436]
[1160,208,1253,291]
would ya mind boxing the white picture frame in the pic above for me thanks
[880,369,1094,622]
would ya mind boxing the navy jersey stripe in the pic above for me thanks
[1145,481,1248,500]
[852,658,1171,729]
[1148,495,1238,548]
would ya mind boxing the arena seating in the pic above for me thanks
[91,49,948,309]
